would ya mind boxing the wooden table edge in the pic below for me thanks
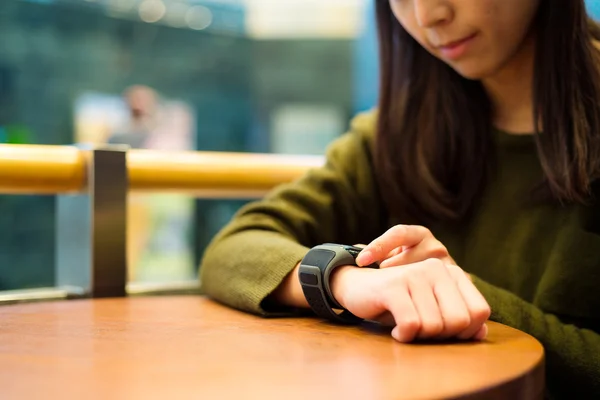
[0,296,547,400]
[452,340,545,400]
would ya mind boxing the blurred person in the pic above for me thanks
[109,85,196,282]
[107,85,160,280]
[107,85,159,149]
[200,1,600,397]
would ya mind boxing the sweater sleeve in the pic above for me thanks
[472,276,600,398]
[199,111,386,315]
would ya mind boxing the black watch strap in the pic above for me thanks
[298,243,373,324]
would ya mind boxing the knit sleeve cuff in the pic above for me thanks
[200,231,310,317]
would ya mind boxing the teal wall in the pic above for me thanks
[589,0,600,19]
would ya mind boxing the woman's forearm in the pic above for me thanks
[270,262,310,309]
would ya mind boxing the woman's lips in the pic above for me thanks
[437,33,478,60]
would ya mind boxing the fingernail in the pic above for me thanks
[478,324,489,340]
[356,250,373,266]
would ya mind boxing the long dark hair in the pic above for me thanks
[374,0,600,224]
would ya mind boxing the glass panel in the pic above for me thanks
[0,195,55,291]
[0,0,375,291]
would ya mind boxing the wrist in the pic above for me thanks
[329,265,358,310]
[271,262,309,309]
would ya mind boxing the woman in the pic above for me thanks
[200,0,600,397]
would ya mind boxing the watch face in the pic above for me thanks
[342,245,378,269]
[313,243,376,268]
[343,245,362,259]
[319,243,365,260]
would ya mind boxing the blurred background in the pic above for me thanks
[0,0,378,290]
[1,0,599,291]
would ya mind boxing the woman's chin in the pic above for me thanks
[447,60,497,81]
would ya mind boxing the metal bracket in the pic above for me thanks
[55,146,128,298]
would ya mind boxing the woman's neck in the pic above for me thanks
[482,33,536,135]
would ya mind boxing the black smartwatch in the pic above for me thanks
[298,243,376,324]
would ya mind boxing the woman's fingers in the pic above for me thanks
[407,275,445,339]
[379,240,452,268]
[385,246,405,260]
[445,264,491,340]
[359,259,488,343]
[427,261,473,338]
[472,324,489,341]
[381,283,422,342]
[373,311,396,326]
[356,225,431,266]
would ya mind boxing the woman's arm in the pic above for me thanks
[199,111,386,315]
[472,276,600,398]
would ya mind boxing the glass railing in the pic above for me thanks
[0,143,323,303]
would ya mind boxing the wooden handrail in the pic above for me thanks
[127,149,324,197]
[0,144,324,197]
[0,144,86,194]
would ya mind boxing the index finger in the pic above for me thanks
[356,225,431,266]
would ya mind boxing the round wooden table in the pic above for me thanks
[0,296,544,399]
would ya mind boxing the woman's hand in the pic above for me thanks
[330,259,490,342]
[356,225,456,268]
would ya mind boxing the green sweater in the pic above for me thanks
[200,111,600,398]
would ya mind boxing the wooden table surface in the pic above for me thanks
[0,296,544,400]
